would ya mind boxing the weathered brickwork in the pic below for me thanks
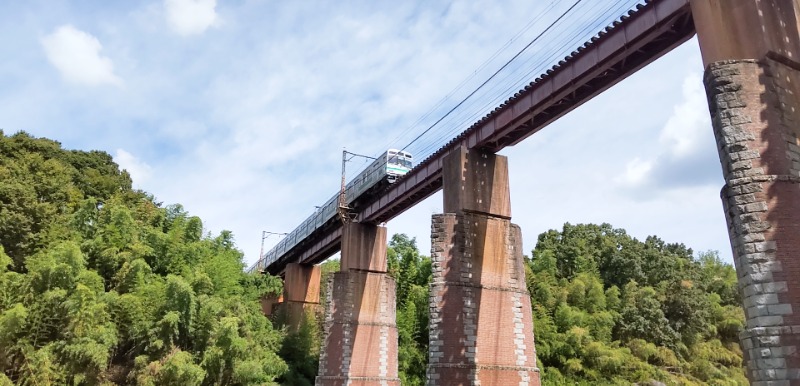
[316,271,399,386]
[317,275,334,380]
[705,58,800,385]
[271,264,322,332]
[427,213,540,386]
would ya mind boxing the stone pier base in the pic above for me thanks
[316,271,399,386]
[705,58,800,384]
[426,146,540,386]
[427,213,539,385]
[691,0,800,381]
[317,223,399,386]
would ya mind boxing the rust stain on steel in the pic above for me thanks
[360,0,693,223]
[271,0,695,273]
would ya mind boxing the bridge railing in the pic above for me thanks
[264,0,696,274]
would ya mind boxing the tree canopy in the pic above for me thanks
[387,234,431,386]
[0,131,287,385]
[528,223,745,385]
[0,131,746,385]
[383,226,745,385]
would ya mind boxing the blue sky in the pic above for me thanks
[0,0,731,266]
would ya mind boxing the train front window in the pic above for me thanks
[387,152,412,169]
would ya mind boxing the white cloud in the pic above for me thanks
[659,74,710,158]
[617,157,654,187]
[164,0,218,36]
[614,71,717,193]
[4,1,732,266]
[40,25,122,86]
[161,120,208,141]
[115,149,152,186]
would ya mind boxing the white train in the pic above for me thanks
[249,149,413,273]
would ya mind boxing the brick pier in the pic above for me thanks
[692,0,800,383]
[317,223,399,386]
[427,146,540,385]
[280,263,321,331]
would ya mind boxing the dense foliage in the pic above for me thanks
[386,235,431,386]
[0,131,746,385]
[260,229,745,386]
[0,131,287,385]
[529,223,745,385]
[382,226,746,385]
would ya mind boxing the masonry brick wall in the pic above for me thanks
[317,271,399,386]
[277,263,321,332]
[427,213,540,386]
[705,58,800,385]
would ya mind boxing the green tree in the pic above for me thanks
[0,131,288,385]
[529,223,745,385]
[387,234,430,386]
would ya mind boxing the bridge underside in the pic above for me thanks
[263,0,800,384]
[267,0,696,275]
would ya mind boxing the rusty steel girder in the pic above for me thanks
[268,0,696,274]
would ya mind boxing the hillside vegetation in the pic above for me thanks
[0,131,745,385]
[379,226,746,385]
[529,223,745,385]
[0,131,286,385]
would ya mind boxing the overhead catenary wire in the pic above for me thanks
[255,0,649,272]
[340,0,646,188]
[422,1,637,150]
[408,0,611,157]
[395,0,586,157]
[404,6,611,158]
[375,0,563,154]
[400,0,645,162]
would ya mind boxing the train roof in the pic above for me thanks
[387,149,412,156]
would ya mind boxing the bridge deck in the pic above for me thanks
[266,0,696,274]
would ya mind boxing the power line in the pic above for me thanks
[375,0,562,154]
[396,0,586,156]
[400,0,644,161]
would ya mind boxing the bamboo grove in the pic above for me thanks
[0,131,745,385]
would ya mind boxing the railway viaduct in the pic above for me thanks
[258,1,800,384]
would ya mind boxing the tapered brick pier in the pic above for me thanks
[427,146,540,385]
[692,0,800,383]
[279,263,321,331]
[317,222,399,386]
